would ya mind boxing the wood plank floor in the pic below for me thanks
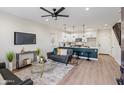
[58,55,121,85]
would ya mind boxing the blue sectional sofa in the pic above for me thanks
[47,48,73,65]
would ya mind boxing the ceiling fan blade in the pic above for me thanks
[55,7,65,15]
[40,7,53,15]
[57,15,69,17]
[41,15,52,17]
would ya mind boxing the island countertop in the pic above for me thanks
[72,46,97,48]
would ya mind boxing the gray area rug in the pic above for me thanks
[15,62,74,85]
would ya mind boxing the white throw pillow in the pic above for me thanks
[0,74,4,80]
[0,74,6,85]
[60,49,67,55]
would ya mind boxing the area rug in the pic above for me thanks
[14,62,74,85]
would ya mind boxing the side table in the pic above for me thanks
[70,55,79,65]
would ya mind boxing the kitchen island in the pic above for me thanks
[59,47,98,60]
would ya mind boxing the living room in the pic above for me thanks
[0,7,123,85]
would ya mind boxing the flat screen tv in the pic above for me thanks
[14,32,36,45]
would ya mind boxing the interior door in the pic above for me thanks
[98,30,112,55]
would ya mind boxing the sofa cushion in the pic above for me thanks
[50,55,66,60]
[0,63,6,69]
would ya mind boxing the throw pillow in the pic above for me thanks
[57,48,61,55]
[60,49,67,55]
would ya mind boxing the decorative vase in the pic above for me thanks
[37,56,40,63]
[40,59,44,78]
[40,58,44,63]
[9,62,13,71]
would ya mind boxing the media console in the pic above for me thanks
[16,51,36,69]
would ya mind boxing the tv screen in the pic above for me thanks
[14,32,36,45]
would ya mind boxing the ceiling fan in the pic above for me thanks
[40,7,69,20]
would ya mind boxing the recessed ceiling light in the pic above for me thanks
[85,7,90,11]
[45,19,48,21]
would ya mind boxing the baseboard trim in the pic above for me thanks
[109,55,121,66]
[99,53,110,55]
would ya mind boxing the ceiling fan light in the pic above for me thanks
[40,7,69,20]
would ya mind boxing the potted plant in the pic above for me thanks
[6,51,15,71]
[35,48,41,63]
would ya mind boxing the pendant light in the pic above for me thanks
[72,26,75,38]
[64,24,67,38]
[82,24,85,43]
[82,24,85,37]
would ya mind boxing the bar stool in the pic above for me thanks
[85,51,91,61]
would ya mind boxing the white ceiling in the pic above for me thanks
[0,7,121,31]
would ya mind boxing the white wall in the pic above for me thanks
[96,28,121,65]
[0,11,62,68]
[97,29,112,55]
[111,29,121,65]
